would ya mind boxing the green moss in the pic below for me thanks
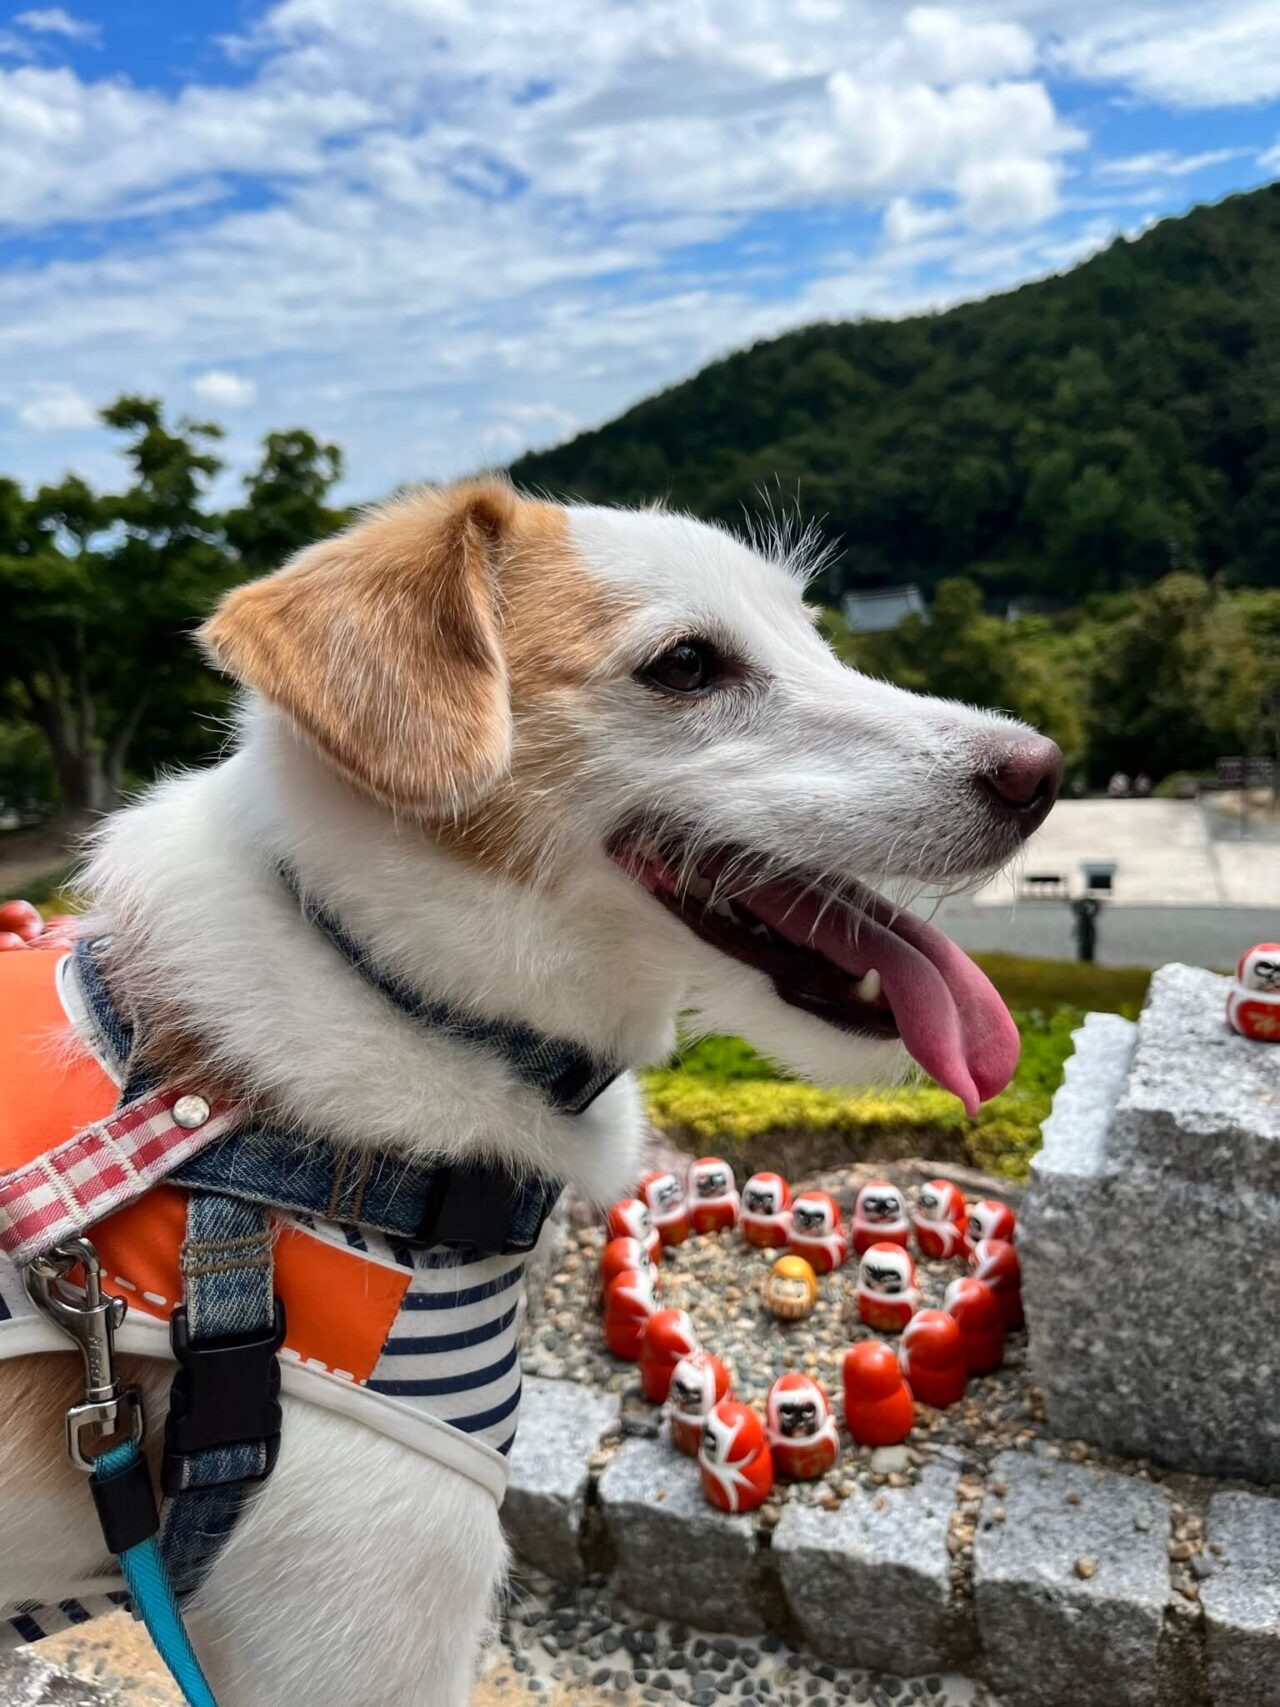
[970,952,1149,1016]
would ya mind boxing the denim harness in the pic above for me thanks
[70,882,620,1600]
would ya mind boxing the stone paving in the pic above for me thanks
[927,796,1280,969]
[968,799,1280,909]
[503,1369,1280,1707]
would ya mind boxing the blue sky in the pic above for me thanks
[1,1,1277,507]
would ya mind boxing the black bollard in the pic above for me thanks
[1071,896,1100,963]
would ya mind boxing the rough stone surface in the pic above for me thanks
[1022,965,1280,1481]
[1202,1490,1280,1707]
[772,1461,957,1674]
[0,1649,118,1705]
[503,1376,620,1579]
[973,1451,1170,1707]
[596,1435,762,1632]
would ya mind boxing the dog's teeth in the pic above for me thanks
[713,898,739,922]
[855,968,882,1003]
[749,922,771,939]
[688,875,712,901]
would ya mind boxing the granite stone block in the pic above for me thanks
[972,1452,1169,1707]
[772,1463,956,1674]
[596,1435,762,1632]
[1022,967,1280,1482]
[1202,1490,1280,1707]
[503,1376,620,1579]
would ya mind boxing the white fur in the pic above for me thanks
[9,498,1044,1704]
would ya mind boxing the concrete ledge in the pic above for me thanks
[772,1463,957,1675]
[503,1376,621,1579]
[596,1436,762,1632]
[973,1452,1170,1707]
[1202,1490,1280,1707]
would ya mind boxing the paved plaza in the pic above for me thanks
[933,798,1278,969]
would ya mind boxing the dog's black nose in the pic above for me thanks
[977,737,1062,836]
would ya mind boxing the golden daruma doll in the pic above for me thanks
[764,1253,819,1322]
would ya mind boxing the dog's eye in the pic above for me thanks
[638,639,721,695]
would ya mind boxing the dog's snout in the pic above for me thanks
[976,736,1062,836]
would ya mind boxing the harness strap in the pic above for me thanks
[160,1192,284,1598]
[168,1128,561,1253]
[0,1081,237,1265]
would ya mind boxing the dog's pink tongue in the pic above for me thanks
[873,907,1021,1109]
[745,885,1019,1118]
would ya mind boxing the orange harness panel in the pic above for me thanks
[0,951,407,1384]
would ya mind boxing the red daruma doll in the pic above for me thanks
[970,1237,1024,1331]
[638,1169,691,1247]
[666,1349,732,1457]
[788,1191,849,1274]
[1227,943,1280,1041]
[603,1266,657,1360]
[945,1276,1005,1375]
[852,1181,910,1257]
[765,1373,839,1481]
[842,1340,914,1447]
[698,1400,774,1513]
[599,1236,659,1296]
[605,1198,661,1263]
[912,1179,967,1260]
[966,1199,1016,1255]
[898,1309,967,1409]
[639,1308,699,1404]
[687,1157,739,1233]
[856,1243,920,1332]
[740,1172,792,1248]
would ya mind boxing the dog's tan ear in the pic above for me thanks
[200,481,516,816]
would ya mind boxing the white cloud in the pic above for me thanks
[0,66,373,227]
[882,197,958,244]
[1256,137,1280,172]
[883,8,1038,84]
[956,155,1061,230]
[1052,2,1280,108]
[16,383,97,431]
[14,8,99,43]
[1097,147,1246,179]
[191,370,258,409]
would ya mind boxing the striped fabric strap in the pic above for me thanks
[0,1086,238,1266]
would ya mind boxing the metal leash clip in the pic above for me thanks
[25,1235,146,1471]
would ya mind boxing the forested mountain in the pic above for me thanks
[512,184,1280,601]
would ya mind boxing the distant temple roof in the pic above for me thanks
[840,584,927,633]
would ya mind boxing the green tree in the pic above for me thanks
[224,429,346,574]
[1087,574,1266,782]
[0,398,230,819]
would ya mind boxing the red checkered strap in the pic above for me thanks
[0,1085,239,1266]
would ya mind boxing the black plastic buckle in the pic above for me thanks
[162,1299,286,1498]
[415,1165,520,1252]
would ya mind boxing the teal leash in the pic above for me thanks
[92,1440,219,1707]
[25,1238,219,1707]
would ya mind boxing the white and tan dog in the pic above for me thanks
[0,480,1059,1704]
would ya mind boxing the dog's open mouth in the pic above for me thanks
[608,831,1019,1118]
